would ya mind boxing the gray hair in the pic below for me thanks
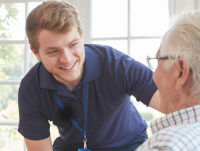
[160,10,200,98]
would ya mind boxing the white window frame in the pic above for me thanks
[0,1,74,150]
[0,0,175,85]
[5,0,200,150]
[79,0,175,55]
[0,0,173,150]
[1,0,190,150]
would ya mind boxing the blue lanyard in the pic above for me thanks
[53,83,90,151]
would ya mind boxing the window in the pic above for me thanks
[0,2,26,150]
[81,0,171,134]
[0,1,54,150]
[0,0,174,150]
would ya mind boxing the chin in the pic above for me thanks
[64,74,80,82]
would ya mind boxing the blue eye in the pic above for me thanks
[71,43,77,47]
[50,50,57,54]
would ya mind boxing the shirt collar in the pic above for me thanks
[39,45,102,97]
[39,63,57,90]
[150,105,200,134]
[80,45,102,84]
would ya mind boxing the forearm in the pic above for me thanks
[25,136,53,151]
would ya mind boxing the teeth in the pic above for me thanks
[61,62,75,69]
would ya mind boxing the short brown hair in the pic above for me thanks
[26,0,82,52]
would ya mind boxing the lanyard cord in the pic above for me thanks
[82,83,89,140]
[53,83,89,142]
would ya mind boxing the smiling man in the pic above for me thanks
[137,10,200,151]
[32,28,85,91]
[18,1,161,151]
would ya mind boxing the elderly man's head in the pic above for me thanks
[154,10,200,114]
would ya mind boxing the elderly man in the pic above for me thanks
[137,10,200,151]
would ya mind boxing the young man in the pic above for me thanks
[18,1,160,151]
[137,10,200,151]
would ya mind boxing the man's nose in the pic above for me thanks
[60,49,73,63]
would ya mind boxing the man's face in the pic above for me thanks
[153,50,178,114]
[32,28,85,87]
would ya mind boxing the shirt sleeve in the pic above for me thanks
[114,53,157,106]
[136,138,159,151]
[18,81,50,140]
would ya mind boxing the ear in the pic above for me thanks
[81,29,83,37]
[81,29,84,44]
[30,46,41,61]
[175,57,190,90]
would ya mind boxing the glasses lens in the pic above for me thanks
[151,58,158,71]
[147,55,158,71]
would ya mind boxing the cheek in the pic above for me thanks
[42,56,57,68]
[75,46,85,60]
[153,70,159,86]
[153,69,167,95]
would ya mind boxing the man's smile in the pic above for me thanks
[59,60,77,70]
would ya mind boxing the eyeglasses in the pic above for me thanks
[146,55,176,71]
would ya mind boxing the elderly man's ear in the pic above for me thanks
[175,57,191,90]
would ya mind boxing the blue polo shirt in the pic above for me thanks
[18,44,157,151]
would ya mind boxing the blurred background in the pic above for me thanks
[0,0,199,150]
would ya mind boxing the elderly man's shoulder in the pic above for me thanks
[137,122,200,151]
